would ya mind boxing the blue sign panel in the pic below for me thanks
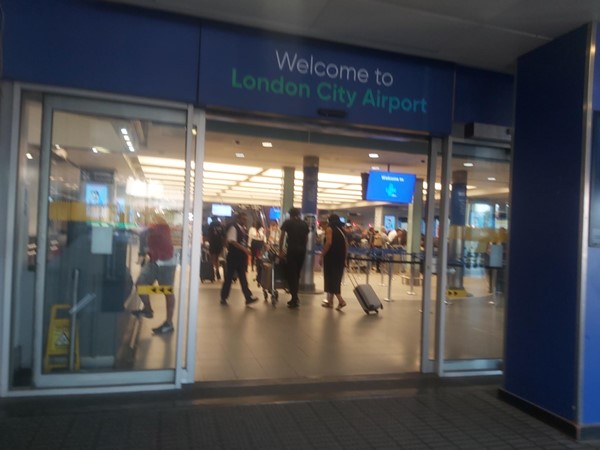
[450,183,467,226]
[199,25,454,134]
[366,171,416,203]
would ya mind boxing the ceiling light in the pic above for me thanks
[235,152,245,158]
[231,186,282,193]
[26,153,33,160]
[262,168,282,177]
[262,142,273,148]
[92,147,99,154]
[240,181,282,189]
[200,179,236,185]
[124,135,131,142]
[121,128,128,135]
[467,185,477,190]
[319,173,361,184]
[488,177,497,181]
[139,156,186,169]
[203,172,248,181]
[317,181,345,189]
[203,162,262,175]
[344,185,362,191]
[143,167,185,176]
[249,176,283,184]
[369,153,379,159]
[371,166,380,170]
[192,126,197,136]
[463,162,474,167]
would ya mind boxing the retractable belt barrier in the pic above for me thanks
[345,251,471,300]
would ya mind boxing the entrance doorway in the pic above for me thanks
[190,117,509,382]
[6,87,509,394]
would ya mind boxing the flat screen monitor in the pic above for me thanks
[269,207,281,221]
[366,171,416,203]
[85,184,108,205]
[384,215,396,230]
[211,204,232,217]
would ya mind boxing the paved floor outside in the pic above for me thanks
[1,375,598,449]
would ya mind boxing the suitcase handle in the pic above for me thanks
[346,268,360,289]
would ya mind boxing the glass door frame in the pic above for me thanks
[434,136,505,377]
[15,87,200,392]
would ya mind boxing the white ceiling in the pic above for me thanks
[104,0,600,73]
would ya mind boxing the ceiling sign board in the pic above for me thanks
[199,25,454,135]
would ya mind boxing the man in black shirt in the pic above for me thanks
[279,208,309,308]
[220,212,259,306]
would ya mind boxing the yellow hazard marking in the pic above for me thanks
[446,288,469,298]
[44,304,79,372]
[137,285,174,295]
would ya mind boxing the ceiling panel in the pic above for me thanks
[103,0,595,72]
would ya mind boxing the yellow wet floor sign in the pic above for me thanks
[44,304,79,372]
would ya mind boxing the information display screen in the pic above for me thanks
[212,204,232,217]
[366,171,416,203]
[269,207,281,221]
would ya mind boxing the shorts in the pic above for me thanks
[136,261,176,287]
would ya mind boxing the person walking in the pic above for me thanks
[248,220,266,271]
[321,214,348,310]
[220,211,259,306]
[279,207,309,309]
[132,213,178,334]
[207,216,225,280]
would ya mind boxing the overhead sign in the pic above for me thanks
[199,25,454,135]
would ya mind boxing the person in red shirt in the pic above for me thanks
[132,213,177,334]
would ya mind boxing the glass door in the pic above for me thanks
[32,94,193,388]
[435,137,509,375]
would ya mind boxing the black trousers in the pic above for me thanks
[221,251,253,301]
[285,250,305,302]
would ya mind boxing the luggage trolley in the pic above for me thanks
[257,245,287,306]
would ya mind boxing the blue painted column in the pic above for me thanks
[448,170,467,291]
[300,156,318,292]
[500,23,600,440]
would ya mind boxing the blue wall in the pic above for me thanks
[582,24,600,424]
[2,0,201,103]
[505,25,589,421]
[454,66,514,127]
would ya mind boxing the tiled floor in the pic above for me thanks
[194,267,504,382]
[1,375,597,449]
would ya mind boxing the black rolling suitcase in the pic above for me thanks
[348,271,383,314]
[200,250,215,283]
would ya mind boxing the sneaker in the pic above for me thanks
[245,296,258,305]
[220,298,228,305]
[131,309,153,319]
[287,302,299,309]
[152,321,174,334]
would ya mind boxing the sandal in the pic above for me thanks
[336,301,347,311]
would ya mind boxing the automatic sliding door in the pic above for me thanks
[435,138,509,375]
[32,94,192,388]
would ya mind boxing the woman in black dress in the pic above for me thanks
[321,214,348,310]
